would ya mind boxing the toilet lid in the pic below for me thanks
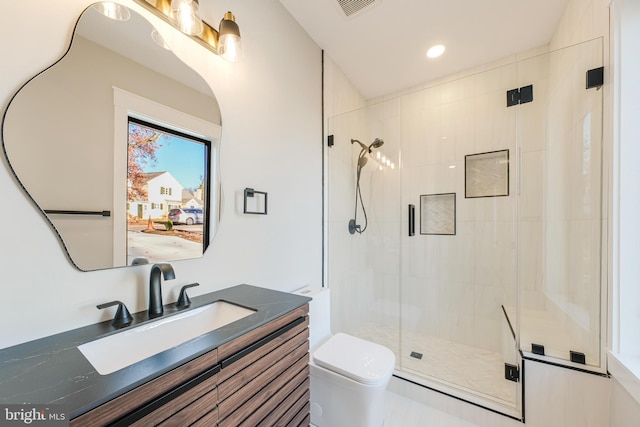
[313,333,395,385]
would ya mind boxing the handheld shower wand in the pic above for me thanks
[349,138,385,234]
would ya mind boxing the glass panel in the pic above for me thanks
[328,62,521,415]
[398,64,520,411]
[518,38,604,367]
[327,100,402,361]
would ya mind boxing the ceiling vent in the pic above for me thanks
[336,0,379,17]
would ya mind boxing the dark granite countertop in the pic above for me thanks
[0,284,310,419]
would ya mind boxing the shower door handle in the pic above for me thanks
[408,204,415,236]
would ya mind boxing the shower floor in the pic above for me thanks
[355,322,518,407]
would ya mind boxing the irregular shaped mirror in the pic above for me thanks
[1,3,222,271]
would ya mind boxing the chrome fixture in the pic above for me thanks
[97,300,133,328]
[349,138,384,234]
[131,0,243,61]
[149,263,176,316]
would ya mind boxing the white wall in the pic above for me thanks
[0,0,322,349]
[610,378,640,427]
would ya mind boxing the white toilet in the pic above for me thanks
[294,286,396,427]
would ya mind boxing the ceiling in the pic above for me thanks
[279,0,570,100]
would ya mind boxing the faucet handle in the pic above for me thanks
[97,300,133,328]
[175,283,200,308]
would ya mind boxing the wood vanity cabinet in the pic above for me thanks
[70,305,310,427]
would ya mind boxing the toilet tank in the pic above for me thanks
[293,286,332,350]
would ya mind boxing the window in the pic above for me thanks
[126,116,211,261]
[609,0,640,405]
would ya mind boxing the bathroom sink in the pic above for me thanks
[78,301,256,375]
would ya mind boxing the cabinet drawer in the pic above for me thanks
[218,305,308,360]
[218,338,308,417]
[219,315,309,383]
[189,405,218,427]
[157,385,217,427]
[70,349,218,427]
[253,379,310,427]
[218,322,309,400]
[219,359,309,427]
[130,373,217,426]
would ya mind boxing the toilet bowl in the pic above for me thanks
[294,286,395,427]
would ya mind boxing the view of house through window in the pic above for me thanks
[127,117,210,265]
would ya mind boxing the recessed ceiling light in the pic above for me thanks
[427,44,446,59]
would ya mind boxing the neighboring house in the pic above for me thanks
[182,189,203,209]
[128,172,183,220]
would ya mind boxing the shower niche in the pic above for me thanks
[326,37,605,419]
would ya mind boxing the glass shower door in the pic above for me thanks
[399,63,521,415]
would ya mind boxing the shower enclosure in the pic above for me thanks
[326,38,605,417]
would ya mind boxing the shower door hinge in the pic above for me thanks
[586,67,604,89]
[506,85,533,107]
[505,363,520,382]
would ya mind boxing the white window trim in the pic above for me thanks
[113,87,221,266]
[608,0,640,406]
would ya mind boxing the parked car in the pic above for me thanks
[168,208,204,225]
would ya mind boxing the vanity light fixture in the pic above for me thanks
[93,2,131,21]
[133,0,243,61]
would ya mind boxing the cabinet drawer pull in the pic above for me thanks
[108,364,220,426]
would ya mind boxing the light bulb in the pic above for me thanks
[218,12,243,61]
[219,33,243,61]
[94,2,131,21]
[169,0,203,36]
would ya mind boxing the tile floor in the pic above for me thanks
[383,390,482,427]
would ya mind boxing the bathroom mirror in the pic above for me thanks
[1,3,222,271]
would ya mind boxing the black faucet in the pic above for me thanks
[149,263,175,317]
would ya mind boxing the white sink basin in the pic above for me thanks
[79,301,256,375]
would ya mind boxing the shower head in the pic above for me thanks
[358,155,368,168]
[352,138,384,153]
[351,139,368,151]
[368,138,384,150]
